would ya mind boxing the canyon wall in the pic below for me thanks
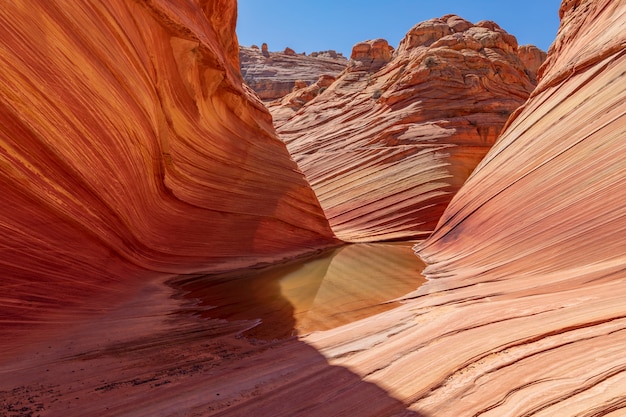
[273,16,544,242]
[392,0,626,414]
[2,1,625,416]
[0,0,337,331]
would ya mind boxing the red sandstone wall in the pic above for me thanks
[0,0,337,327]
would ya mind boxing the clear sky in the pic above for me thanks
[237,1,561,56]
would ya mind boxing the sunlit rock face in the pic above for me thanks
[240,46,347,101]
[273,15,543,242]
[0,0,337,334]
[399,0,626,414]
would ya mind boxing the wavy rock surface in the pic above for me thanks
[0,0,337,343]
[407,0,626,414]
[275,16,543,242]
[240,46,347,101]
[2,1,624,416]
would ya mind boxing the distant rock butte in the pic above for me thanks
[0,0,337,335]
[240,45,348,101]
[273,15,544,242]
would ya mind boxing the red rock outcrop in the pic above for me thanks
[349,38,394,71]
[269,74,337,125]
[274,15,544,242]
[240,45,347,101]
[2,1,624,417]
[518,44,548,83]
[0,0,337,338]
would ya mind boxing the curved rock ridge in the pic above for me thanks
[400,0,626,414]
[274,15,544,242]
[240,45,348,101]
[0,0,337,334]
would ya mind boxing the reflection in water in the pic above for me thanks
[177,242,426,339]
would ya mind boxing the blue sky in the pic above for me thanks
[237,1,561,56]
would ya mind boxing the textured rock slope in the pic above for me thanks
[401,0,626,414]
[0,0,336,336]
[240,45,347,101]
[2,1,625,416]
[274,16,545,242]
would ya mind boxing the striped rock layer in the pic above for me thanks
[274,15,544,242]
[2,1,625,417]
[0,0,336,337]
[406,0,626,414]
[240,46,348,102]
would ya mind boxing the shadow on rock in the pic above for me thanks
[0,244,428,416]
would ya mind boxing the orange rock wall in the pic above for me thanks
[0,0,336,328]
[275,16,543,242]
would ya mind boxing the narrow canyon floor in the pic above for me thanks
[0,242,428,417]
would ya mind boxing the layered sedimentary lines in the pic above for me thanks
[274,16,544,242]
[1,0,625,415]
[397,0,626,414]
[240,45,347,101]
[0,0,336,337]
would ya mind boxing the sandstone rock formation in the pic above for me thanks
[0,249,425,417]
[406,0,626,414]
[2,0,624,416]
[0,0,337,341]
[349,38,394,72]
[518,44,548,83]
[240,45,347,101]
[269,74,337,125]
[274,15,544,242]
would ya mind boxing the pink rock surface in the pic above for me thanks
[274,15,543,242]
[405,0,626,414]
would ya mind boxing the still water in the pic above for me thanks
[177,242,426,340]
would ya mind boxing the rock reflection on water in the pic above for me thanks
[178,242,426,340]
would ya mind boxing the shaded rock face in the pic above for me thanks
[273,15,544,242]
[240,46,347,101]
[518,44,548,83]
[0,0,337,330]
